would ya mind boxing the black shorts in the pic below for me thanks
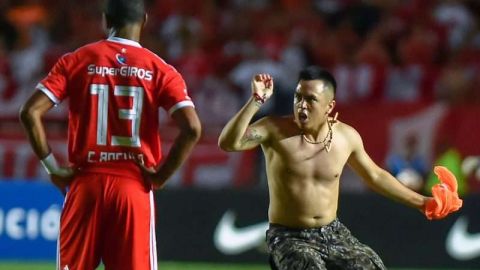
[266,219,386,270]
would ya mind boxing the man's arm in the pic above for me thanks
[218,74,273,151]
[346,126,428,210]
[19,91,74,194]
[148,106,201,188]
[19,91,55,159]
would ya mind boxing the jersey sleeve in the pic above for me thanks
[157,68,194,115]
[36,53,71,104]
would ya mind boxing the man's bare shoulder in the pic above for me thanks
[335,121,362,144]
[336,121,357,133]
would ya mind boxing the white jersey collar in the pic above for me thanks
[107,36,142,48]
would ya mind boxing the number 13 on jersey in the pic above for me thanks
[90,84,144,148]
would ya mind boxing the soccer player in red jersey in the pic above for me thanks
[19,0,201,269]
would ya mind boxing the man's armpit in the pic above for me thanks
[240,128,263,146]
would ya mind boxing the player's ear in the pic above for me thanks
[142,13,148,28]
[327,99,336,115]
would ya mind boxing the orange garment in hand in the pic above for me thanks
[423,166,463,220]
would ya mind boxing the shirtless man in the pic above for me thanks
[218,67,446,269]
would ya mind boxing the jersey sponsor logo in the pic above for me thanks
[87,64,153,81]
[446,216,480,260]
[115,53,127,65]
[213,210,268,255]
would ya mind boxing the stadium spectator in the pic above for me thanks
[6,3,49,88]
[387,134,428,192]
[433,0,475,50]
[0,17,18,104]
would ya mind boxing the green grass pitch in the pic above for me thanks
[0,261,461,270]
[0,261,266,270]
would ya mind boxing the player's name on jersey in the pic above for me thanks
[87,150,144,163]
[87,64,153,81]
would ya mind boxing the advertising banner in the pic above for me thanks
[1,182,479,268]
[155,189,480,268]
[0,181,63,259]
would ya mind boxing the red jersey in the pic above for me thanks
[37,37,194,177]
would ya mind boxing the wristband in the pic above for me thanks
[40,153,60,175]
[40,153,73,177]
[253,93,266,105]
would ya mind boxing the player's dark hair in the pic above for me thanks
[104,0,145,29]
[298,66,337,96]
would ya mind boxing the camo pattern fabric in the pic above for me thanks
[266,219,386,270]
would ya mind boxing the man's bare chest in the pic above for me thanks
[270,139,349,180]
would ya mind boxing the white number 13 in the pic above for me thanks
[90,84,144,147]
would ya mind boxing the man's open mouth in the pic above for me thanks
[298,112,308,122]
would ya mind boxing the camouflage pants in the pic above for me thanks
[266,219,386,270]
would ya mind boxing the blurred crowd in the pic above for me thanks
[1,0,480,192]
[1,0,480,123]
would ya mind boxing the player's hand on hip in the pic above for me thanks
[251,73,274,105]
[50,167,76,196]
[135,158,167,189]
[39,153,76,196]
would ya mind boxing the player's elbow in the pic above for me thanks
[218,140,231,152]
[217,136,237,152]
[19,104,37,126]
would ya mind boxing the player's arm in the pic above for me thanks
[19,91,54,159]
[150,106,201,188]
[218,74,273,151]
[346,126,428,210]
[19,91,74,194]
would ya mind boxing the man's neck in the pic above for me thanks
[303,121,329,139]
[109,26,141,43]
[301,121,333,151]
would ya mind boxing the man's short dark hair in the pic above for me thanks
[104,0,145,28]
[298,66,337,96]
